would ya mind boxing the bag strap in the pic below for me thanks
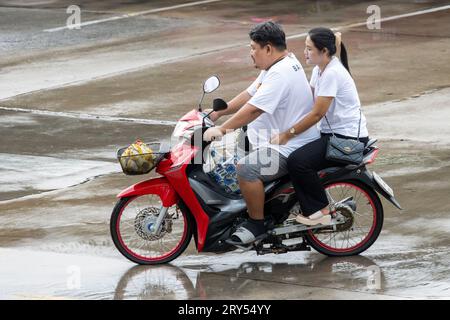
[324,109,362,141]
[324,115,335,137]
[357,109,362,141]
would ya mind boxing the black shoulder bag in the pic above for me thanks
[324,110,365,165]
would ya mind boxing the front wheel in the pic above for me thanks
[110,194,192,265]
[305,180,384,257]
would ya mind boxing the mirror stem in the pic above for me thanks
[202,109,214,127]
[198,92,205,112]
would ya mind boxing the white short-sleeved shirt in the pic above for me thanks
[246,53,320,157]
[310,56,369,138]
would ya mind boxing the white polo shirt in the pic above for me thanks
[310,56,369,138]
[246,53,320,157]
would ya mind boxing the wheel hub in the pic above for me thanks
[134,207,171,241]
[334,204,355,232]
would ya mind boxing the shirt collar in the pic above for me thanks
[318,56,339,77]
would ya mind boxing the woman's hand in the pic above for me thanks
[270,132,291,145]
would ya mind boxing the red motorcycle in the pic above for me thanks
[110,76,402,265]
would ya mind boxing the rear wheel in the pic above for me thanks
[110,194,192,265]
[305,180,383,256]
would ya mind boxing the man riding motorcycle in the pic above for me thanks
[204,21,320,245]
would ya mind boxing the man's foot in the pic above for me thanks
[226,218,266,245]
[295,211,331,226]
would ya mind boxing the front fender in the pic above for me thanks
[116,177,179,207]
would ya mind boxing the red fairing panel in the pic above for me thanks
[179,109,202,122]
[161,143,211,252]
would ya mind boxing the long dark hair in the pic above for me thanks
[308,27,351,74]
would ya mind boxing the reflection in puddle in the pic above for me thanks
[114,254,386,300]
[113,244,450,300]
[1,244,449,299]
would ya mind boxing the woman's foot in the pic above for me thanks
[295,211,331,226]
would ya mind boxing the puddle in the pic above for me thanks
[0,153,119,200]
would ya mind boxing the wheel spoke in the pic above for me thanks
[309,182,378,252]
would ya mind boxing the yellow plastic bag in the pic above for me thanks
[121,139,155,174]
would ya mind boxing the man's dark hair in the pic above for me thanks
[249,21,287,51]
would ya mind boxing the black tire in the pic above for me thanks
[305,180,384,257]
[110,196,193,265]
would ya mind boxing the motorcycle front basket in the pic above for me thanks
[117,142,166,175]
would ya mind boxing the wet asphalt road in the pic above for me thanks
[0,0,450,299]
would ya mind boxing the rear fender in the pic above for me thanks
[324,167,403,210]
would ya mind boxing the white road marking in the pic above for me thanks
[2,4,448,104]
[0,106,177,126]
[287,4,450,39]
[43,0,224,32]
[0,42,242,101]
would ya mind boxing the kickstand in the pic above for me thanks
[256,238,311,255]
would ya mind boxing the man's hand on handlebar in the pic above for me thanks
[203,126,225,141]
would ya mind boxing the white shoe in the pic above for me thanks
[295,211,331,226]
